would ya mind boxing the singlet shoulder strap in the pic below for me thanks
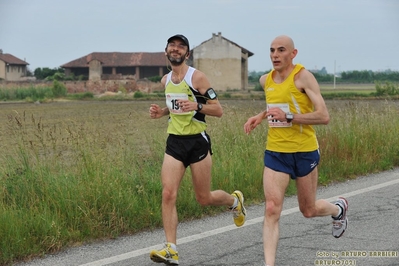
[165,71,173,84]
[165,66,196,87]
[183,67,196,90]
[292,64,304,76]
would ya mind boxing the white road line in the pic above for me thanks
[79,178,399,266]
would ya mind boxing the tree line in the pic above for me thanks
[249,69,399,84]
[315,70,399,83]
[26,67,87,81]
[30,67,399,84]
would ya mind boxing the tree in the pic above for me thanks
[34,67,65,80]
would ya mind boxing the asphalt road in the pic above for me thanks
[15,168,399,266]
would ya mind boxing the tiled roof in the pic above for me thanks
[61,52,167,68]
[0,53,29,65]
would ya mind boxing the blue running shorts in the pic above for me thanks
[264,150,320,180]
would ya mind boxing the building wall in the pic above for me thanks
[193,34,243,91]
[0,79,163,95]
[7,65,24,81]
[241,52,249,90]
[89,60,102,81]
[0,61,5,80]
[0,61,27,81]
[66,65,167,81]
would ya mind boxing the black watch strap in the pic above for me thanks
[197,103,203,112]
[286,112,294,122]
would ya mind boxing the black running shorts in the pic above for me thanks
[165,132,212,168]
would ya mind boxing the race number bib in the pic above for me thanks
[267,103,292,127]
[166,93,190,114]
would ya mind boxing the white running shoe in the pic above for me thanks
[332,197,348,238]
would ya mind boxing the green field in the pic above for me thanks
[319,83,375,94]
[0,99,398,265]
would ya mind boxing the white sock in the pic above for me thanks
[230,197,238,209]
[167,242,177,251]
[333,204,343,219]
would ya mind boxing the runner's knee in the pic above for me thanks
[162,188,177,203]
[265,200,283,217]
[300,206,317,218]
[195,193,211,206]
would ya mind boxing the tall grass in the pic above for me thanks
[0,81,68,103]
[0,86,53,102]
[0,100,398,265]
[316,100,399,183]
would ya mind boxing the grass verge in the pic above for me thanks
[0,99,398,265]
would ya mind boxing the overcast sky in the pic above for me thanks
[1,0,398,74]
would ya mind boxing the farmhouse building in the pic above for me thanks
[0,50,30,81]
[61,52,169,82]
[60,32,253,91]
[192,32,254,91]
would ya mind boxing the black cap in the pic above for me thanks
[167,34,190,50]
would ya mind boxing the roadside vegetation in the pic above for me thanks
[0,80,83,103]
[0,99,398,265]
[1,80,399,103]
[249,69,399,84]
[2,69,397,103]
[0,69,398,265]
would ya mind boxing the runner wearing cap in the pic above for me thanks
[148,34,247,265]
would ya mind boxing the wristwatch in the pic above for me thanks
[197,103,203,112]
[286,112,294,123]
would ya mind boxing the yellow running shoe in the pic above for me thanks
[150,243,179,265]
[231,190,246,227]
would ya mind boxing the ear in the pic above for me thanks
[291,49,298,59]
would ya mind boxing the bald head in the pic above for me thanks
[272,35,295,50]
[269,35,298,70]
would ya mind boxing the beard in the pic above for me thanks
[167,53,186,66]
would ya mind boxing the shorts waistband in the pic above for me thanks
[169,133,203,139]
